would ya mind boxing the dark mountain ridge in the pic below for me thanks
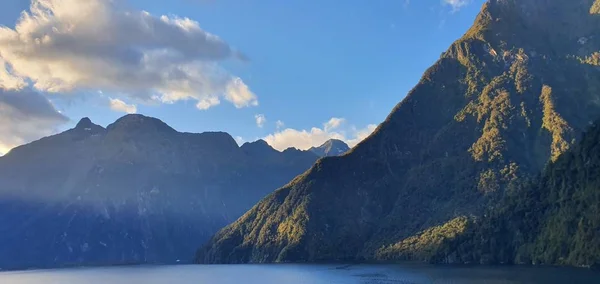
[197,0,600,267]
[0,114,329,270]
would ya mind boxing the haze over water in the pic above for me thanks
[0,264,598,284]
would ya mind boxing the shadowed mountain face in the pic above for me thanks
[197,0,600,266]
[309,139,350,157]
[0,114,322,270]
[425,120,600,267]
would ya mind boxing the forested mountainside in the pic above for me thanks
[428,120,600,267]
[0,114,322,270]
[197,0,600,267]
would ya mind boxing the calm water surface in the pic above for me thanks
[0,264,598,283]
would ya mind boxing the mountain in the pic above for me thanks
[197,0,600,266]
[309,139,350,157]
[0,114,319,270]
[432,120,600,267]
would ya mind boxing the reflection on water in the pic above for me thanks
[0,264,598,284]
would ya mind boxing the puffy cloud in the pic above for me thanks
[264,127,343,151]
[275,120,285,129]
[0,0,257,110]
[443,0,471,11]
[346,124,378,146]
[255,114,266,128]
[225,78,259,109]
[196,96,221,110]
[108,98,137,114]
[0,59,26,90]
[0,87,68,155]
[263,118,378,151]
[324,117,345,131]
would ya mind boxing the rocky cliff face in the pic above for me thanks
[197,0,600,265]
[0,114,319,270]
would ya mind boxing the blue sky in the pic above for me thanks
[0,0,484,154]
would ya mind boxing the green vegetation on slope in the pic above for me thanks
[591,0,600,14]
[434,121,600,267]
[375,217,471,262]
[197,0,600,267]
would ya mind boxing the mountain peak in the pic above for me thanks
[320,139,347,148]
[241,139,271,148]
[241,139,278,157]
[75,117,93,129]
[309,139,350,157]
[253,139,270,146]
[74,117,105,134]
[106,114,176,133]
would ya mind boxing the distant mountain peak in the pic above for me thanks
[241,139,271,148]
[75,117,93,129]
[309,139,350,157]
[73,117,105,134]
[106,114,175,133]
[253,139,270,146]
[319,139,347,148]
[241,140,278,157]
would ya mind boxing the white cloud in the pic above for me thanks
[195,96,221,110]
[225,78,259,108]
[255,114,267,128]
[263,118,378,151]
[264,127,343,151]
[275,120,285,129]
[108,98,137,114]
[0,0,257,110]
[0,87,68,155]
[347,124,378,146]
[0,59,26,91]
[234,136,245,146]
[443,0,471,11]
[324,117,345,131]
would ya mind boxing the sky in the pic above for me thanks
[0,0,485,155]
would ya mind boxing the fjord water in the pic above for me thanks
[0,265,598,284]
